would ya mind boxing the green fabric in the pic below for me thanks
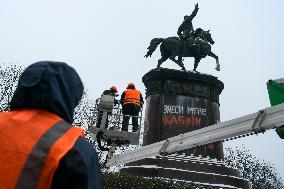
[267,80,284,106]
[276,127,284,139]
[267,80,284,139]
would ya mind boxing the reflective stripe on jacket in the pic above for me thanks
[0,109,84,189]
[123,89,141,106]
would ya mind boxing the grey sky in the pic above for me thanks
[1,0,284,178]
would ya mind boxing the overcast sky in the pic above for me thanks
[1,0,284,178]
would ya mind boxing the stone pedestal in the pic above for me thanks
[121,68,251,189]
[142,68,224,159]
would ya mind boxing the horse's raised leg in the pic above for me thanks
[208,51,220,71]
[178,56,186,71]
[193,57,201,72]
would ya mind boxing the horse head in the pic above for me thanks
[206,30,215,45]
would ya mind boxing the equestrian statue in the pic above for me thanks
[144,4,220,72]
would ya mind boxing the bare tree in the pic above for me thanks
[0,64,23,111]
[74,91,97,130]
[225,146,284,189]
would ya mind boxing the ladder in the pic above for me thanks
[106,103,284,167]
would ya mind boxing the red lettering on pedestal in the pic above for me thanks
[185,117,191,126]
[162,115,203,127]
[162,115,171,126]
[177,115,185,125]
[193,117,201,127]
[171,115,178,125]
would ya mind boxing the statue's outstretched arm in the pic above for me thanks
[185,3,199,22]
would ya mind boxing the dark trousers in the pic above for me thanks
[121,104,140,132]
[122,115,138,132]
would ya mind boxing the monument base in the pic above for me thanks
[142,68,224,159]
[120,154,251,189]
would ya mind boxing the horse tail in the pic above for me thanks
[144,38,163,58]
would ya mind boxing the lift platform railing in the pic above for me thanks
[88,96,143,133]
[107,106,143,132]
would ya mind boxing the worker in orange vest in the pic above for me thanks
[0,61,102,189]
[120,83,144,132]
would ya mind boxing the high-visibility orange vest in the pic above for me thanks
[0,109,84,189]
[123,89,141,106]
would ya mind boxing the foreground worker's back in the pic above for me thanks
[0,109,84,188]
[0,61,102,189]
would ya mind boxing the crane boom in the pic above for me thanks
[106,103,284,167]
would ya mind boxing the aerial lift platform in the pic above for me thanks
[88,93,142,160]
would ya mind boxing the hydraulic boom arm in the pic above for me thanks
[106,103,284,167]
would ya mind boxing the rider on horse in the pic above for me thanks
[177,4,200,54]
[177,3,199,41]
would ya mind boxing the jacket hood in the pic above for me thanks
[10,61,84,123]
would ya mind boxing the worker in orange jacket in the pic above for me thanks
[0,61,102,189]
[120,83,144,132]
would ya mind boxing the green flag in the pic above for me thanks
[267,79,284,139]
[267,79,284,106]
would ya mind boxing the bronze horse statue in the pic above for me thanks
[144,29,220,72]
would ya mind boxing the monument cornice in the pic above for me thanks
[142,68,224,104]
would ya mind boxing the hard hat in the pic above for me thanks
[127,83,135,88]
[110,86,118,93]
